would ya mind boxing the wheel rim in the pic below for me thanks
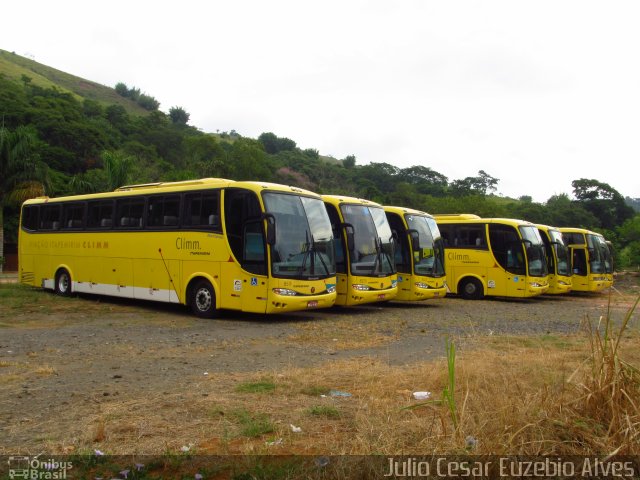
[195,287,212,312]
[58,273,70,293]
[464,282,476,296]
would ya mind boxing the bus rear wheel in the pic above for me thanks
[190,279,218,318]
[55,269,72,297]
[459,277,484,300]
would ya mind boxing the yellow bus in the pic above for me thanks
[558,227,613,292]
[321,195,398,306]
[18,178,337,317]
[383,206,446,301]
[536,224,572,294]
[434,214,549,299]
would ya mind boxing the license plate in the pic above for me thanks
[378,294,386,300]
[434,292,440,297]
[307,300,319,308]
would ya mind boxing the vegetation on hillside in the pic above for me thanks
[1,50,639,269]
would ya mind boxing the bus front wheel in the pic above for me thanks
[55,269,72,297]
[459,278,484,300]
[190,279,218,318]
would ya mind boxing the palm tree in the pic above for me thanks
[102,150,133,190]
[0,125,48,272]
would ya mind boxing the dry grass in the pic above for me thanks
[3,279,639,458]
[31,322,637,456]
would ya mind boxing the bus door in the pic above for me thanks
[488,224,527,297]
[223,189,269,313]
[569,246,589,290]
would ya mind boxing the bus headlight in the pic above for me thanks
[529,282,542,288]
[272,288,298,296]
[326,285,336,294]
[352,284,371,291]
[415,282,429,289]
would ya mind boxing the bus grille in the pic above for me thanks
[20,272,35,284]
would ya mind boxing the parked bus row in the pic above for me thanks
[17,178,613,318]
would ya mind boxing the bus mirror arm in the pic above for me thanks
[341,223,355,253]
[407,229,420,252]
[262,213,276,246]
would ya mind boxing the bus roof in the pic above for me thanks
[558,227,604,237]
[22,178,322,205]
[433,215,536,227]
[535,224,560,232]
[321,194,383,207]
[383,205,435,218]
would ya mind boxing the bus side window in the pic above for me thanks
[21,205,39,231]
[40,205,62,230]
[88,201,114,229]
[439,225,453,247]
[63,203,85,229]
[116,198,145,229]
[183,191,221,232]
[148,194,181,228]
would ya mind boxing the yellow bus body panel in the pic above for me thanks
[435,215,550,299]
[18,179,337,315]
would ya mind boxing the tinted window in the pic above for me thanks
[88,201,115,228]
[116,198,145,228]
[148,195,181,228]
[39,205,62,230]
[325,203,347,274]
[439,224,486,248]
[563,232,585,245]
[63,203,85,229]
[489,223,526,275]
[224,189,265,275]
[184,191,221,231]
[386,212,411,274]
[21,205,39,231]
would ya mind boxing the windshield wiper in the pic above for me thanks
[298,231,331,276]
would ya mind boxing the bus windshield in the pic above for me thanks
[549,229,571,276]
[263,193,336,279]
[519,226,548,277]
[341,204,395,276]
[587,234,613,274]
[405,214,446,277]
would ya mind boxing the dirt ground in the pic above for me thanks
[1,273,639,455]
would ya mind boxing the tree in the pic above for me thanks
[137,93,160,111]
[258,132,296,154]
[169,106,190,125]
[450,170,499,197]
[0,125,48,271]
[572,178,634,229]
[101,150,134,190]
[115,82,129,97]
[397,165,448,196]
[342,155,356,168]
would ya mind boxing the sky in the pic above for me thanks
[2,0,639,202]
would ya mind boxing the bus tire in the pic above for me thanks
[55,268,72,296]
[190,279,218,318]
[459,277,483,300]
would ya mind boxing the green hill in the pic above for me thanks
[0,49,149,116]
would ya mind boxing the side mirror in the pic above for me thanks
[341,222,355,253]
[262,213,276,246]
[407,229,420,252]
